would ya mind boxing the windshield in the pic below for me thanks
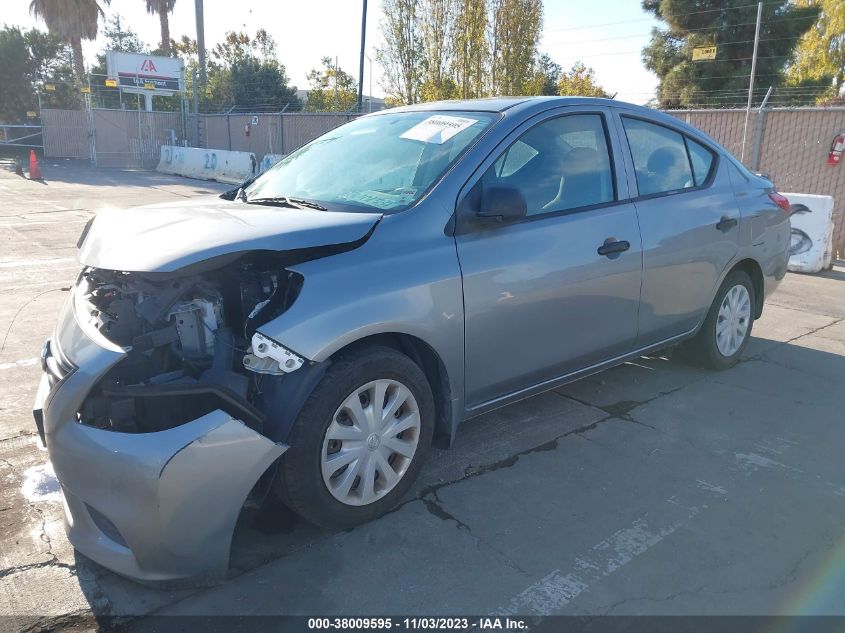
[244,110,496,213]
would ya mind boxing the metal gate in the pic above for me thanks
[41,109,89,159]
[41,108,184,168]
[0,124,44,152]
[92,109,182,168]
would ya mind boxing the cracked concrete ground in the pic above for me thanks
[1,162,844,631]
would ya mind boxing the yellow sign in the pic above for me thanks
[143,82,156,90]
[105,78,118,87]
[80,86,90,93]
[45,83,55,91]
[692,46,717,61]
[26,111,37,118]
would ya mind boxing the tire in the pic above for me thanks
[277,345,435,529]
[683,269,755,370]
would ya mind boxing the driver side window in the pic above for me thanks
[483,113,616,216]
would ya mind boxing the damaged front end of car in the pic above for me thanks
[75,258,304,436]
[35,200,381,584]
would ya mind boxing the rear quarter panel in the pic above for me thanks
[728,164,790,301]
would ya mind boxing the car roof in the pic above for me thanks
[371,96,731,158]
[375,96,690,129]
[381,96,651,114]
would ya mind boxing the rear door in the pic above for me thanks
[614,112,741,346]
[455,108,642,408]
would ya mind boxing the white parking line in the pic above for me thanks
[493,502,705,616]
[0,219,88,227]
[0,257,76,268]
[0,357,38,371]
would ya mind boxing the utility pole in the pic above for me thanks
[195,0,207,87]
[193,69,200,148]
[364,53,373,111]
[357,0,368,113]
[740,1,763,163]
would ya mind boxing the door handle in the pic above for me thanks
[597,238,631,257]
[716,216,738,232]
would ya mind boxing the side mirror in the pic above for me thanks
[478,185,527,223]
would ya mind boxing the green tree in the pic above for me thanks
[452,0,488,98]
[525,52,562,95]
[201,30,300,112]
[0,26,79,122]
[419,0,456,101]
[557,61,610,97]
[642,0,819,108]
[489,0,543,95]
[305,57,357,112]
[25,28,76,83]
[0,27,36,123]
[376,0,423,104]
[787,0,845,102]
[29,0,109,82]
[145,0,176,56]
[230,59,300,111]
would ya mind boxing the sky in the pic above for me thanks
[6,0,660,104]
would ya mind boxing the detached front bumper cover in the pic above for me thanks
[36,294,287,584]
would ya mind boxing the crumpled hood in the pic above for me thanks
[77,196,382,273]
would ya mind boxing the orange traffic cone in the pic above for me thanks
[29,150,42,180]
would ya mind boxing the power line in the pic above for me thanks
[544,2,763,34]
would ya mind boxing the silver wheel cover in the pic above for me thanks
[321,379,421,506]
[715,284,751,357]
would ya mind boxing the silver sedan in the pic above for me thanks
[34,97,790,583]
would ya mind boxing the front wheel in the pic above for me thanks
[277,345,434,529]
[684,269,755,370]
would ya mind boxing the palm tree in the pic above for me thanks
[29,0,109,82]
[145,0,176,56]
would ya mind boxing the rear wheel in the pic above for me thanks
[684,269,755,370]
[277,345,434,528]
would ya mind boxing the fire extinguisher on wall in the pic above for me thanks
[828,132,844,165]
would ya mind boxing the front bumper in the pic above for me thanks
[33,291,286,584]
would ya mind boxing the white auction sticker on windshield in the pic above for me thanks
[400,115,478,144]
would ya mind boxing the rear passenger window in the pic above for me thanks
[685,137,715,186]
[621,117,694,196]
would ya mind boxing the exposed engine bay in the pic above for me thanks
[76,256,304,434]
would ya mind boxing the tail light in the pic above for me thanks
[769,192,791,214]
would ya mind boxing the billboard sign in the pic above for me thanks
[106,51,185,94]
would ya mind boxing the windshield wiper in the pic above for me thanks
[244,196,327,211]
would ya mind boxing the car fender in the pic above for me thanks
[254,220,465,433]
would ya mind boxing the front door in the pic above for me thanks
[455,110,643,408]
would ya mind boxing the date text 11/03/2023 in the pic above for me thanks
[307,617,528,630]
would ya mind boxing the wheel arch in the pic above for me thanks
[729,257,765,319]
[329,333,455,447]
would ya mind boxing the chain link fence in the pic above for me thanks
[42,107,356,169]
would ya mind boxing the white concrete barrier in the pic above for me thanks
[785,193,835,274]
[157,146,257,185]
[259,154,285,173]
